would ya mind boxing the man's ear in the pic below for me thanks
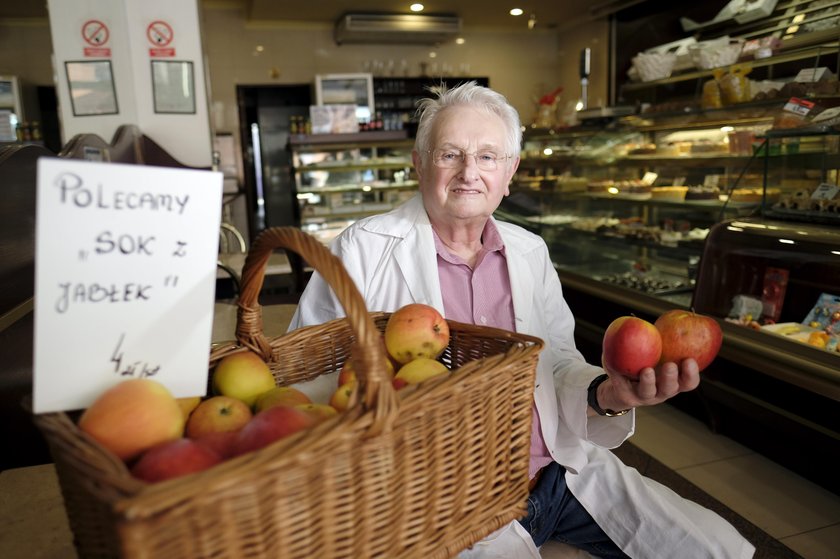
[411,150,423,179]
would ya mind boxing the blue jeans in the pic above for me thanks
[518,462,630,558]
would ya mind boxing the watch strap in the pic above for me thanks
[587,374,630,417]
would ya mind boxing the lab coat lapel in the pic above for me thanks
[504,237,534,334]
[393,220,445,312]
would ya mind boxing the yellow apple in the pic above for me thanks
[185,395,253,438]
[384,304,450,364]
[329,382,356,412]
[337,355,395,387]
[392,358,449,390]
[295,403,339,423]
[212,351,276,407]
[176,396,202,422]
[254,386,312,413]
[78,378,184,461]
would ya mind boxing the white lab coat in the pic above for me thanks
[290,195,755,559]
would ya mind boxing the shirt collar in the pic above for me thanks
[432,219,506,264]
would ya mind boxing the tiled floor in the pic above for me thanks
[626,404,840,559]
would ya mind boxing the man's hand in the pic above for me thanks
[594,357,700,414]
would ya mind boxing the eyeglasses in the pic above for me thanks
[428,148,512,171]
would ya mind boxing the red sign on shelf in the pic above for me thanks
[82,19,111,57]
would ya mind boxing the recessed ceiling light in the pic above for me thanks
[429,51,437,58]
[410,3,424,12]
[255,45,264,52]
[510,8,524,16]
[455,37,465,45]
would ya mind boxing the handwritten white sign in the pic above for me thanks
[33,158,223,413]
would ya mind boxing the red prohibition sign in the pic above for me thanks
[82,19,109,46]
[147,20,173,47]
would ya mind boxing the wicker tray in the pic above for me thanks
[34,226,544,559]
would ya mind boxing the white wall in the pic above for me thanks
[45,0,212,167]
[1,6,609,150]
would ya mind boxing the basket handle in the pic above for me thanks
[235,227,397,433]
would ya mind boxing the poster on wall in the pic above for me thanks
[65,60,119,116]
[151,60,195,114]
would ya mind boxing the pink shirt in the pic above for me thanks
[433,221,552,480]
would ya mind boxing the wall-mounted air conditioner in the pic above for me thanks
[334,13,462,45]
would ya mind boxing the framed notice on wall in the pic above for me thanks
[151,60,195,114]
[65,60,119,116]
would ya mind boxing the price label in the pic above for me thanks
[703,174,721,187]
[811,183,839,201]
[33,158,223,413]
[782,97,815,117]
[641,172,658,185]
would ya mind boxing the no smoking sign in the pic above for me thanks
[82,19,111,57]
[147,20,175,57]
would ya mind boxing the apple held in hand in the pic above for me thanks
[212,351,276,407]
[384,304,450,365]
[254,386,311,413]
[186,396,253,438]
[392,358,449,390]
[78,378,184,461]
[655,310,723,372]
[602,316,662,379]
[232,405,317,456]
[131,438,222,483]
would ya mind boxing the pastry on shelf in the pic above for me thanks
[729,188,780,204]
[650,186,687,201]
[684,185,721,201]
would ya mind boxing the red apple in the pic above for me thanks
[212,351,276,407]
[232,405,317,456]
[391,358,449,390]
[193,431,239,459]
[384,304,450,365]
[253,386,311,413]
[185,396,253,438]
[602,316,662,379]
[78,378,184,461]
[655,310,723,372]
[131,438,222,482]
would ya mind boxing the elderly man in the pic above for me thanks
[290,82,753,559]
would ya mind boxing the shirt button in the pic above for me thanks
[480,316,487,324]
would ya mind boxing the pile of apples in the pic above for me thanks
[602,309,723,379]
[77,303,453,484]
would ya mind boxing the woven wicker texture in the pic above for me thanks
[34,226,544,559]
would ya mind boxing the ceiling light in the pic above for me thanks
[429,51,437,58]
[528,14,537,29]
[255,45,264,52]
[455,37,465,45]
[410,3,424,12]
[510,8,524,17]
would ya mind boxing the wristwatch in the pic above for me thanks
[587,374,630,417]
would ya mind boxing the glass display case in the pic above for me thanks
[289,130,417,244]
[500,124,761,309]
[505,120,840,493]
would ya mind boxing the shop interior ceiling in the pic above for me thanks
[0,0,650,30]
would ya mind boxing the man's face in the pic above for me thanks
[413,106,519,228]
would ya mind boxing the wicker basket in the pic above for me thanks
[34,226,544,559]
